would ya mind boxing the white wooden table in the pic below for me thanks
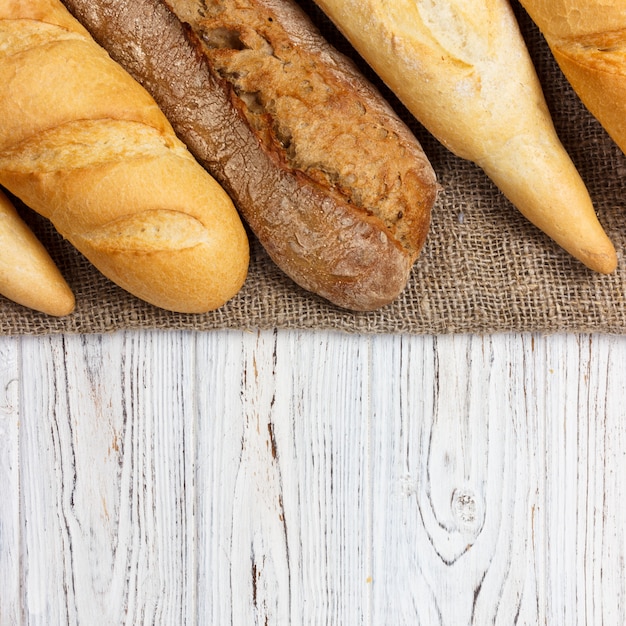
[1,330,625,624]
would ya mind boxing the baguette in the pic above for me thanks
[0,0,249,314]
[311,0,618,274]
[518,0,626,155]
[61,0,438,311]
[0,188,75,316]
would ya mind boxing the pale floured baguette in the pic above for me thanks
[312,0,617,274]
[0,0,249,314]
[519,0,626,156]
[0,188,74,316]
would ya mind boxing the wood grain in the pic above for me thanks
[194,330,371,624]
[0,331,624,624]
[0,339,20,626]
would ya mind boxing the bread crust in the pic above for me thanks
[0,188,75,316]
[312,0,617,274]
[517,0,626,40]
[0,0,249,313]
[61,0,437,311]
[520,0,626,156]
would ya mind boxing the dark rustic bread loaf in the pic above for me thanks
[61,0,438,311]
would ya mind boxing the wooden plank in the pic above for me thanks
[16,331,198,624]
[271,330,372,623]
[368,333,521,624]
[192,330,248,624]
[6,330,626,625]
[368,333,626,625]
[535,334,626,624]
[193,329,372,624]
[17,334,76,624]
[0,337,21,626]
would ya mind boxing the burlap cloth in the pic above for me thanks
[2,1,625,336]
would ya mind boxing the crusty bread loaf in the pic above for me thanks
[61,0,438,311]
[0,0,249,314]
[311,0,617,274]
[0,188,75,316]
[519,0,626,156]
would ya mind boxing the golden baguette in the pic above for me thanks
[0,188,74,316]
[312,0,617,274]
[0,0,249,313]
[519,0,626,155]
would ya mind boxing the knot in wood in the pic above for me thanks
[451,487,483,534]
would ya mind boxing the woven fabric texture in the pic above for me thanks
[2,1,625,336]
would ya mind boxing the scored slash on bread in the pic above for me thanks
[0,0,249,314]
[312,0,618,275]
[61,0,439,311]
